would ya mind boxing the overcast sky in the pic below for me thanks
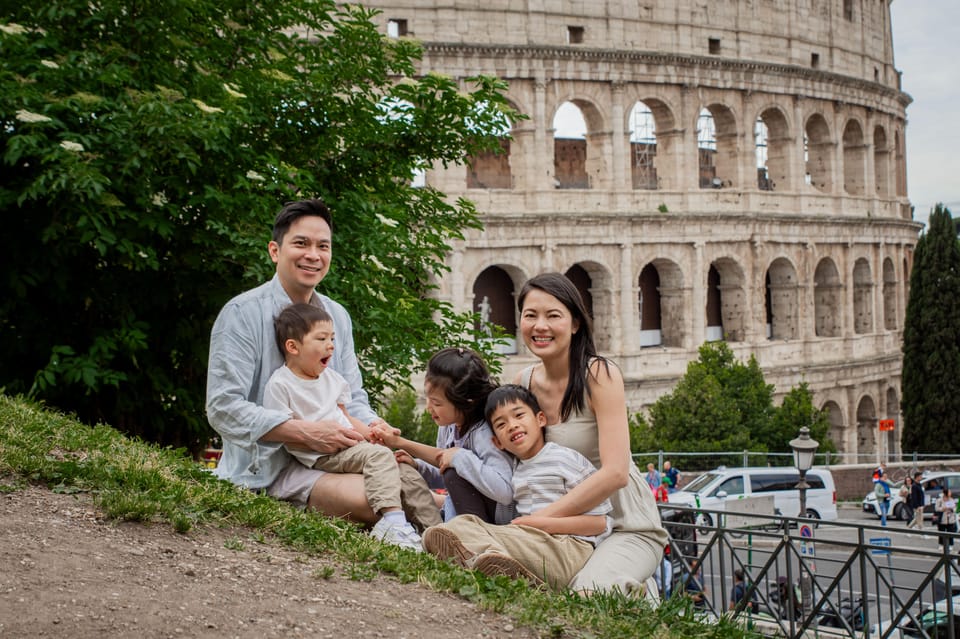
[891,0,960,227]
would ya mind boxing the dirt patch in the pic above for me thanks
[0,486,538,638]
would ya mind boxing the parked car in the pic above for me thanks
[668,466,838,528]
[862,471,960,520]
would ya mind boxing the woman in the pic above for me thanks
[513,272,668,594]
[936,487,956,551]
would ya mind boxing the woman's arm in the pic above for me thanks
[511,514,607,536]
[532,360,631,518]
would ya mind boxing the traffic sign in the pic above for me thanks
[879,419,895,431]
[800,524,813,539]
[870,537,892,555]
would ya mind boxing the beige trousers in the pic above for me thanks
[313,442,441,530]
[438,514,594,590]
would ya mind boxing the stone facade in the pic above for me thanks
[359,0,919,464]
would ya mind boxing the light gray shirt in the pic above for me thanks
[513,442,613,546]
[205,275,377,489]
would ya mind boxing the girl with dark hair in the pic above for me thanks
[373,348,516,524]
[514,272,668,595]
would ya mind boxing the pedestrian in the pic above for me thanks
[646,462,662,491]
[684,559,707,610]
[899,476,914,524]
[936,487,956,551]
[873,467,893,526]
[664,460,680,492]
[908,471,926,530]
[730,568,757,613]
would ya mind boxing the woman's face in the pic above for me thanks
[519,288,579,359]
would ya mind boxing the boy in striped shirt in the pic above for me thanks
[423,384,611,590]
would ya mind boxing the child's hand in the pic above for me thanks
[394,449,417,467]
[370,422,401,446]
[435,447,461,472]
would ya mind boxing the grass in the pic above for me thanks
[0,394,753,638]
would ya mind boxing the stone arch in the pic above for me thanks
[465,99,517,190]
[765,257,799,340]
[885,386,900,459]
[565,261,614,352]
[805,113,833,193]
[882,257,897,330]
[706,257,746,342]
[814,258,842,337]
[822,400,846,461]
[873,125,890,196]
[756,105,791,191]
[842,118,866,195]
[853,257,874,334]
[856,395,878,459]
[552,99,607,189]
[638,258,685,348]
[698,103,738,189]
[472,265,522,354]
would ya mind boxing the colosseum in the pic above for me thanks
[361,0,919,464]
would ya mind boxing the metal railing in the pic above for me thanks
[636,450,960,473]
[658,504,960,638]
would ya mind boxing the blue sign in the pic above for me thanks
[870,537,892,555]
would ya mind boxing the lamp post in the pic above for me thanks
[790,426,820,622]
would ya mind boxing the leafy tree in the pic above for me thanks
[631,342,834,470]
[902,204,960,453]
[0,2,519,448]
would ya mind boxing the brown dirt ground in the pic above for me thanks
[0,485,540,638]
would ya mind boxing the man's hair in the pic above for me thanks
[484,384,542,423]
[272,199,333,244]
[734,568,744,581]
[274,303,332,357]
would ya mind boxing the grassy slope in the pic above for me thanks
[0,394,749,638]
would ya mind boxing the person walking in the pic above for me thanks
[873,468,893,527]
[899,476,915,524]
[908,472,926,530]
[936,487,956,552]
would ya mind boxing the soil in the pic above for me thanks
[0,485,539,639]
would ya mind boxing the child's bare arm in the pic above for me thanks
[510,514,608,536]
[341,405,373,440]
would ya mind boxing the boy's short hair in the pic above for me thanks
[484,384,542,423]
[272,198,333,244]
[274,303,332,357]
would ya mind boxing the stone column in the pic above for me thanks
[619,242,635,353]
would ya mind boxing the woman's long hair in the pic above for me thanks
[424,347,498,435]
[517,272,610,421]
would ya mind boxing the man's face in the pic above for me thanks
[269,216,332,302]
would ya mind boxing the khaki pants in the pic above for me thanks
[910,505,924,530]
[438,514,594,590]
[314,442,441,530]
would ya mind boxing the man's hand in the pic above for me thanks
[290,418,364,453]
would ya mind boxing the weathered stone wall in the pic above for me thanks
[358,0,918,465]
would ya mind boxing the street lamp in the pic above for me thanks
[790,426,820,622]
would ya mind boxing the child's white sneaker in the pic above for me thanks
[370,517,423,552]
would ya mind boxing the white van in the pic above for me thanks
[668,466,838,526]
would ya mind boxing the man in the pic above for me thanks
[729,568,757,612]
[684,559,707,609]
[908,471,926,530]
[664,460,680,493]
[206,199,434,527]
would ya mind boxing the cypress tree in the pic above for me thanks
[901,204,960,452]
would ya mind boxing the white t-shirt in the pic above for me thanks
[263,364,353,467]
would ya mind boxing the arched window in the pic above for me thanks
[765,258,799,339]
[805,114,833,193]
[814,258,842,337]
[756,108,790,191]
[856,396,877,458]
[466,101,513,189]
[882,258,897,330]
[707,259,746,342]
[853,258,873,334]
[842,120,866,195]
[822,401,846,462]
[629,102,658,189]
[553,102,589,189]
[638,263,661,346]
[874,126,889,196]
[706,265,723,341]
